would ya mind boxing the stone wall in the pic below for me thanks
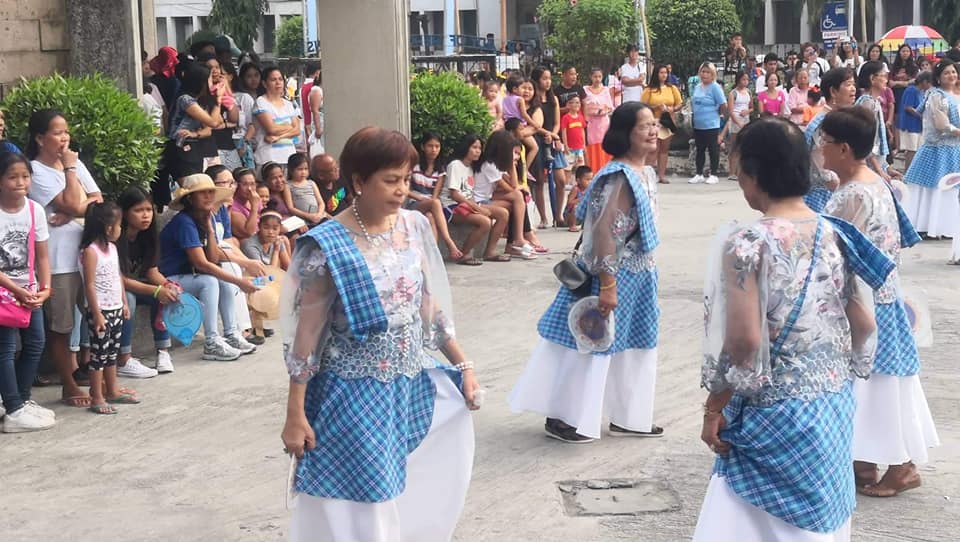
[0,0,70,97]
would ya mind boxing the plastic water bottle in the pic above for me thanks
[252,275,275,288]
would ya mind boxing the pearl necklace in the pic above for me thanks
[351,205,413,359]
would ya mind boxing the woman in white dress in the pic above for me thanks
[694,116,889,541]
[509,102,663,443]
[821,107,940,497]
[903,59,960,239]
[280,127,481,541]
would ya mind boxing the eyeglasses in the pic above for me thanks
[815,133,840,146]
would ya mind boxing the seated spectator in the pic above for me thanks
[473,130,537,260]
[282,153,325,226]
[310,153,350,217]
[443,135,510,264]
[117,186,178,374]
[27,109,107,406]
[564,165,592,231]
[158,173,258,361]
[240,210,290,271]
[411,133,463,259]
[0,152,54,432]
[229,167,262,241]
[261,162,291,216]
[503,122,550,253]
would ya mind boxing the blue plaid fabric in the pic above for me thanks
[295,369,437,502]
[576,161,660,255]
[538,268,659,352]
[874,300,920,376]
[823,216,896,290]
[804,112,825,147]
[905,88,960,189]
[855,95,890,159]
[804,187,833,213]
[715,382,856,533]
[300,220,388,341]
[892,193,922,248]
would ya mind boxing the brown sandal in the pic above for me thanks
[854,463,880,489]
[857,468,922,498]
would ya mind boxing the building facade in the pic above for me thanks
[153,0,301,54]
[751,0,926,46]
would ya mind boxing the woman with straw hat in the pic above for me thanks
[157,173,259,361]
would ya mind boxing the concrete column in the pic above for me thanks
[912,0,922,25]
[763,0,775,45]
[873,1,884,45]
[192,16,201,35]
[316,0,411,158]
[799,1,810,44]
[165,17,175,48]
[68,0,143,95]
[140,0,158,56]
[444,0,455,55]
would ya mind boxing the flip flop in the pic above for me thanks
[483,254,512,262]
[455,257,483,266]
[857,476,922,497]
[61,394,92,408]
[89,403,118,415]
[106,393,141,405]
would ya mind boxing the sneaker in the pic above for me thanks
[544,418,594,444]
[203,337,242,361]
[2,406,55,433]
[608,423,665,438]
[688,174,705,184]
[225,333,257,355]
[24,400,55,420]
[705,175,719,185]
[156,350,174,374]
[117,357,159,379]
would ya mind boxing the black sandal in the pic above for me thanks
[608,423,665,438]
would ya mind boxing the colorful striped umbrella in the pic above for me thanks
[879,25,950,57]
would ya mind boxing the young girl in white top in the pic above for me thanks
[80,202,136,415]
[720,71,753,179]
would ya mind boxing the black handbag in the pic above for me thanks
[553,235,593,298]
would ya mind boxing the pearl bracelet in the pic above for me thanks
[455,361,475,372]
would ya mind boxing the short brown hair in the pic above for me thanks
[339,126,418,195]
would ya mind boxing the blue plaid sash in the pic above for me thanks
[822,216,896,289]
[300,220,388,341]
[889,191,922,248]
[576,161,659,255]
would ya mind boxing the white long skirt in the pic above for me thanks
[904,185,960,238]
[852,374,940,465]
[289,369,475,542]
[951,235,960,262]
[692,475,851,542]
[508,339,657,439]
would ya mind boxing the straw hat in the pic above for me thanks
[170,174,234,210]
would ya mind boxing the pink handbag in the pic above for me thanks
[0,201,36,328]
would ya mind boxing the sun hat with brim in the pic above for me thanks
[170,174,234,210]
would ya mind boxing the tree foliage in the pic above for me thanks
[2,74,162,199]
[926,0,960,47]
[276,16,304,58]
[647,0,740,76]
[410,71,491,160]
[538,0,640,72]
[209,0,268,51]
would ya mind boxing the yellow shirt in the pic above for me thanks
[641,85,683,109]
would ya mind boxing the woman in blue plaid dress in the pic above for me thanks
[695,117,887,541]
[509,102,664,443]
[279,128,481,541]
[803,67,858,213]
[821,108,940,498]
[903,59,960,239]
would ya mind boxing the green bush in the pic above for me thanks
[2,73,162,199]
[647,0,740,78]
[410,71,491,159]
[276,16,304,58]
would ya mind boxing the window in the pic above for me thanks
[156,17,168,48]
[460,9,478,36]
[173,17,193,51]
[263,16,276,53]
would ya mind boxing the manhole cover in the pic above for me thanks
[558,478,681,517]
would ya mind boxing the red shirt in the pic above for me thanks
[301,81,314,126]
[561,113,586,150]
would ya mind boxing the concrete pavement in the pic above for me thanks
[1,178,956,541]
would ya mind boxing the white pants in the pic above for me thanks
[508,339,657,439]
[289,369,475,542]
[220,261,252,331]
[852,374,940,465]
[692,475,851,542]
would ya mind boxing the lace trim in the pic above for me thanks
[320,320,433,382]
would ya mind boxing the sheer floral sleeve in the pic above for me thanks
[844,273,878,378]
[824,185,872,232]
[701,225,770,395]
[410,213,456,351]
[281,239,336,384]
[928,90,958,134]
[579,172,638,275]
